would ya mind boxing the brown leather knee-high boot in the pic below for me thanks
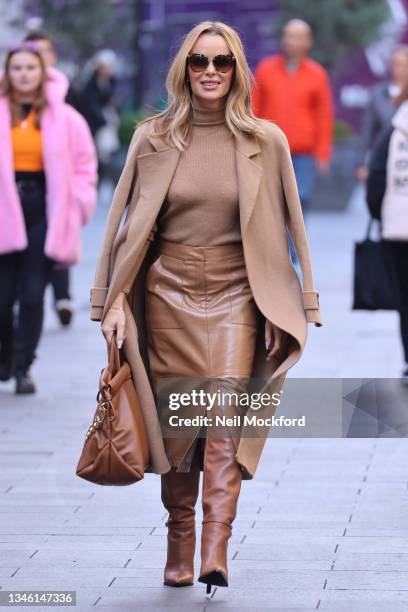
[161,456,201,587]
[198,433,243,593]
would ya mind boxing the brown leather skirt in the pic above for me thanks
[145,238,260,472]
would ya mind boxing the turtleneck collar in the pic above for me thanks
[191,101,226,126]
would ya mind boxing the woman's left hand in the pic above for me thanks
[265,319,287,361]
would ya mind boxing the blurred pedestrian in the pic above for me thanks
[356,45,408,182]
[0,42,97,394]
[80,50,120,175]
[366,82,408,383]
[24,28,84,114]
[252,19,334,262]
[23,28,84,327]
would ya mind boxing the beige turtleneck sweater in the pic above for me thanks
[157,102,241,245]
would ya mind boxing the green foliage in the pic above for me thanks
[333,118,353,143]
[23,0,136,62]
[274,0,390,69]
[118,109,149,146]
[118,100,168,145]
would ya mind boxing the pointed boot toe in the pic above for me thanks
[163,520,195,587]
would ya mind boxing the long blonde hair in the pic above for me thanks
[139,21,269,150]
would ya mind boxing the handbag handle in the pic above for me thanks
[365,218,381,241]
[108,334,122,377]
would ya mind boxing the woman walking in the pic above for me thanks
[91,21,322,593]
[367,82,408,382]
[0,42,97,394]
[356,44,408,182]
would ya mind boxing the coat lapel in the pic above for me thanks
[136,145,181,229]
[233,130,263,236]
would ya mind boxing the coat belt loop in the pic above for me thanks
[302,290,319,310]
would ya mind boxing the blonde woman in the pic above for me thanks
[91,21,322,593]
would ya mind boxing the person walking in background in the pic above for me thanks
[366,82,408,383]
[80,50,120,177]
[24,28,84,114]
[252,19,334,262]
[23,28,86,327]
[0,42,97,394]
[356,45,408,183]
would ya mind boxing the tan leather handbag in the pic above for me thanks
[76,336,150,485]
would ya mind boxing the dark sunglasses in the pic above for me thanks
[186,53,236,73]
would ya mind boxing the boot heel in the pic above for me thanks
[198,567,228,588]
[199,431,243,592]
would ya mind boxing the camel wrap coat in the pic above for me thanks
[89,116,323,480]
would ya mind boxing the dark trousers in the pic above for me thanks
[0,173,53,371]
[383,240,408,362]
[51,268,71,302]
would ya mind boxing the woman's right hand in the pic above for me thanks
[101,292,127,349]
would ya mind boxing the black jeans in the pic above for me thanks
[0,172,54,371]
[383,240,408,363]
[51,268,71,302]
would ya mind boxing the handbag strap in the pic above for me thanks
[365,218,373,240]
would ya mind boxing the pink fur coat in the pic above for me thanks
[0,67,98,265]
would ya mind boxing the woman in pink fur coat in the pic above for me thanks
[0,42,97,394]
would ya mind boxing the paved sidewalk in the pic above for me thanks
[0,183,407,611]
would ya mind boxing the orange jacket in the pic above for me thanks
[252,55,334,162]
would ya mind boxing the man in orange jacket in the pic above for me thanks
[252,19,334,260]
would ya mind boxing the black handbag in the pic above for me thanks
[352,219,400,311]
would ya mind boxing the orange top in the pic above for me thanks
[251,55,334,162]
[11,108,43,171]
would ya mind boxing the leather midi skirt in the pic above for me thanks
[145,238,260,472]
